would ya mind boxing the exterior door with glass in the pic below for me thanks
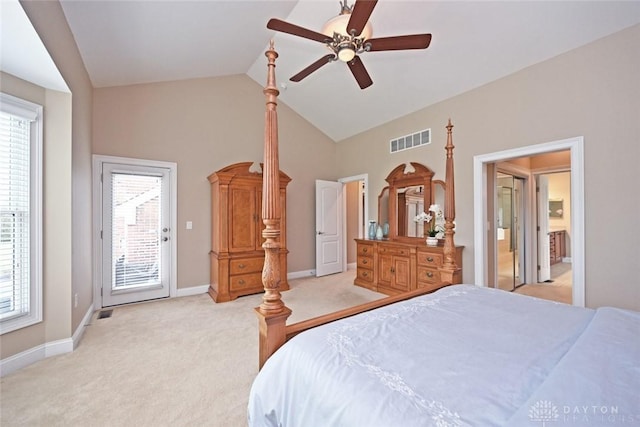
[101,163,171,306]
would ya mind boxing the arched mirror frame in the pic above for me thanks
[385,162,435,240]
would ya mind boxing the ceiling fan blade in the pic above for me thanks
[366,34,432,51]
[347,55,373,89]
[267,18,331,43]
[347,0,378,37]
[290,54,336,82]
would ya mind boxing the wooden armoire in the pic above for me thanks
[208,162,290,302]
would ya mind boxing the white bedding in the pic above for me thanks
[247,285,639,427]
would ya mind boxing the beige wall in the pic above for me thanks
[92,75,336,288]
[0,0,94,359]
[336,24,640,310]
[0,73,72,358]
[21,0,94,335]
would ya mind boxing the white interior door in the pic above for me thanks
[315,180,343,277]
[537,175,551,282]
[101,163,171,306]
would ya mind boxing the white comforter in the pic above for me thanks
[248,285,639,427]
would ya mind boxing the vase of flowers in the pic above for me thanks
[414,204,445,246]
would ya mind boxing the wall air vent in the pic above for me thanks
[390,128,431,153]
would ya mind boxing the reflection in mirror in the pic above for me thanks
[400,186,425,237]
[377,186,389,234]
[432,180,446,213]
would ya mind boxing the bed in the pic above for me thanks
[250,43,639,426]
[249,285,640,426]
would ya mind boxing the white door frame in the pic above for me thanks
[473,137,585,307]
[92,155,178,309]
[339,174,369,272]
[536,174,551,282]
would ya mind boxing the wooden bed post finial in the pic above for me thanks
[255,42,291,369]
[440,118,462,284]
[259,40,284,314]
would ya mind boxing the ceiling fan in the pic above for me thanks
[266,0,432,90]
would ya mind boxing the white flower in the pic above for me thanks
[413,211,432,223]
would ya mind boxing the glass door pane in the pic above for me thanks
[111,173,162,290]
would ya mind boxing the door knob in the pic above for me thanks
[317,231,324,235]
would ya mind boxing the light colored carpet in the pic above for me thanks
[0,271,383,427]
[514,262,572,304]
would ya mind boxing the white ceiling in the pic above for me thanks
[5,1,640,141]
[0,0,68,92]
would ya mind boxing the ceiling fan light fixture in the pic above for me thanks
[337,45,356,62]
[321,13,373,40]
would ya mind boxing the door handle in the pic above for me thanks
[317,231,324,235]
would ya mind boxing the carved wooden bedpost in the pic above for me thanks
[255,41,291,369]
[440,119,462,284]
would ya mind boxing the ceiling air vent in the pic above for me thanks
[390,128,431,153]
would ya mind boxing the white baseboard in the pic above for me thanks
[72,303,94,350]
[562,257,572,264]
[0,304,94,377]
[176,284,210,297]
[287,270,316,280]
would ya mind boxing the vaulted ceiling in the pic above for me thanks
[4,1,640,141]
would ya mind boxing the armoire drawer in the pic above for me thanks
[230,257,264,275]
[229,273,263,291]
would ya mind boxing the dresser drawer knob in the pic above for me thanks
[363,248,368,253]
[427,257,434,262]
[363,272,368,277]
[362,259,368,265]
[238,279,245,285]
[426,272,433,278]
[238,264,245,269]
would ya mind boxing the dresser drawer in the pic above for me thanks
[378,245,409,256]
[417,266,441,285]
[356,268,374,284]
[357,256,373,269]
[230,257,264,275]
[357,243,374,257]
[417,252,443,268]
[229,273,263,291]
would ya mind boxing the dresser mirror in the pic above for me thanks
[377,162,438,239]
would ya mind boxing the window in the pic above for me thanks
[0,93,43,334]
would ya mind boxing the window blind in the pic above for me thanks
[0,110,32,320]
[111,172,162,289]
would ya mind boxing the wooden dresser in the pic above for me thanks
[355,238,463,295]
[208,162,290,302]
[549,230,566,265]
